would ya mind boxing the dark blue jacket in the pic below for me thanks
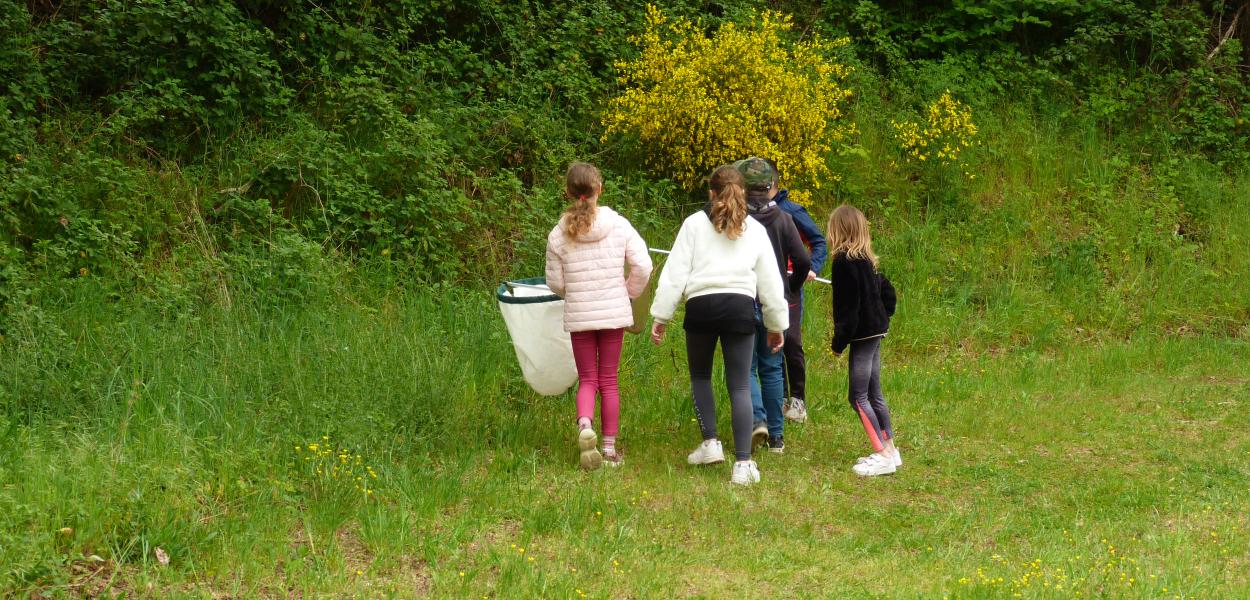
[775,189,828,276]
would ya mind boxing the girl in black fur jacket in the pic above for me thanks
[828,205,900,477]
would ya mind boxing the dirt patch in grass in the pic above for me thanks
[466,518,521,555]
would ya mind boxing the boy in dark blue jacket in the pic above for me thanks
[764,159,827,423]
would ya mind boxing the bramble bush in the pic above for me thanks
[602,5,856,202]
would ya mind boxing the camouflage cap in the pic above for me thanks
[733,157,777,191]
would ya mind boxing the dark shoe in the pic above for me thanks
[767,435,785,454]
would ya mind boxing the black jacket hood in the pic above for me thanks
[747,189,782,226]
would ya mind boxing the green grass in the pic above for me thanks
[2,283,1247,598]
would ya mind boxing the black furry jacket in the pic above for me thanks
[830,251,896,354]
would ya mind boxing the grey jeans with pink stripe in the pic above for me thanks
[848,336,893,452]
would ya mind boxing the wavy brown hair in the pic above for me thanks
[827,204,878,268]
[563,162,603,239]
[708,165,748,240]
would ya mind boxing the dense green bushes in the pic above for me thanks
[0,0,1247,343]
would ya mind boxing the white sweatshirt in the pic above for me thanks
[649,211,789,332]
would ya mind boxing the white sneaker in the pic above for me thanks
[852,454,896,476]
[784,398,808,423]
[578,429,602,470]
[687,439,725,465]
[731,460,761,485]
[856,449,902,468]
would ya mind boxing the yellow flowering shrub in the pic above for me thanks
[892,90,978,175]
[602,5,856,202]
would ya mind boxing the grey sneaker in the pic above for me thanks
[784,398,808,423]
[751,420,768,448]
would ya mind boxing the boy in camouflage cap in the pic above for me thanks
[734,157,779,193]
[733,157,810,453]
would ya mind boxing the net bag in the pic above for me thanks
[496,278,577,396]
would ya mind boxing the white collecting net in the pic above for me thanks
[496,279,577,396]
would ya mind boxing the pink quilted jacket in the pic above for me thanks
[545,206,653,332]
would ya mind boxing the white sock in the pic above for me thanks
[603,436,616,453]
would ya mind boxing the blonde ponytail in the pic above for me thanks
[708,165,747,240]
[563,162,603,239]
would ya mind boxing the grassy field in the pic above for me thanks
[2,283,1247,598]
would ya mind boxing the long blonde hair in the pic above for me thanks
[827,204,878,268]
[563,162,603,239]
[708,165,747,240]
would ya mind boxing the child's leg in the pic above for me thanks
[570,331,600,429]
[782,295,806,401]
[756,330,786,438]
[596,328,625,439]
[721,331,757,461]
[868,340,892,436]
[749,354,765,423]
[749,315,765,424]
[868,339,895,452]
[848,339,887,453]
[686,330,720,441]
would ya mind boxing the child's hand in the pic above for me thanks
[767,331,784,353]
[650,321,666,346]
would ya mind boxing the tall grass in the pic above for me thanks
[2,277,1248,596]
[2,82,1248,597]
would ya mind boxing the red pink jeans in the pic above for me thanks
[570,328,624,436]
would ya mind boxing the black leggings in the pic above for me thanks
[686,330,756,461]
[848,336,893,452]
[783,298,806,400]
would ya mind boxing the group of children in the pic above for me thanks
[543,160,900,485]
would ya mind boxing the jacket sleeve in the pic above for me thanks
[649,220,694,324]
[880,273,897,318]
[755,229,790,333]
[789,204,828,275]
[782,216,811,298]
[544,231,565,298]
[622,221,653,299]
[830,255,860,354]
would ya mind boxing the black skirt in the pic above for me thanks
[683,293,757,335]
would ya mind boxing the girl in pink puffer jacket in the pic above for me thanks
[545,162,653,469]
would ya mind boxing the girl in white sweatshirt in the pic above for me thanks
[649,165,788,486]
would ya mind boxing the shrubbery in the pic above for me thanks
[603,5,856,202]
[0,0,1247,341]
